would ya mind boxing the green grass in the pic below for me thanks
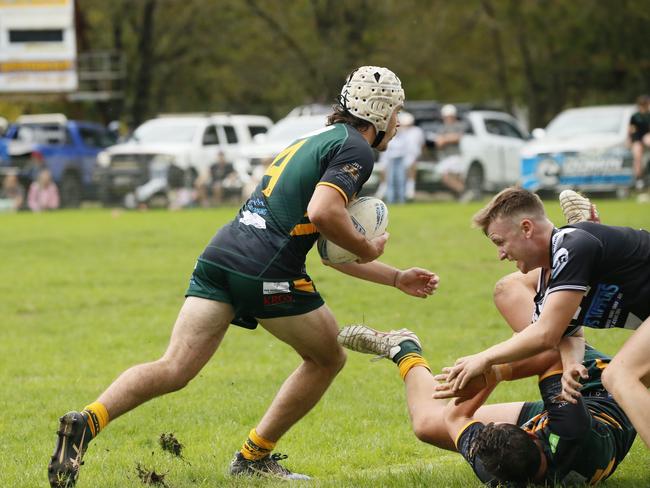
[0,199,649,487]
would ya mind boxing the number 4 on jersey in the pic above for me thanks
[262,139,308,197]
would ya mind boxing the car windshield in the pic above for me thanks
[545,107,626,138]
[132,120,200,144]
[266,116,327,143]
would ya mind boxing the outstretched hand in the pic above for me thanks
[395,268,439,298]
[559,363,588,404]
[432,368,488,400]
[440,353,492,392]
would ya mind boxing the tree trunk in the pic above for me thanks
[481,0,513,114]
[131,0,157,128]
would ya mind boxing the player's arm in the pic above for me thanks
[307,185,384,263]
[433,347,560,400]
[444,290,584,391]
[443,382,497,446]
[558,330,588,403]
[328,260,439,298]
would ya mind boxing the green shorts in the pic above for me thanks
[185,258,325,330]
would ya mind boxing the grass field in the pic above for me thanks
[1,198,649,487]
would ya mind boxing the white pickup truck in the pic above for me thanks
[415,110,529,196]
[95,113,272,205]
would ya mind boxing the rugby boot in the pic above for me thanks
[229,451,311,480]
[48,411,92,488]
[337,324,421,360]
[559,189,600,224]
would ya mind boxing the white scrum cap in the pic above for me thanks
[339,66,405,135]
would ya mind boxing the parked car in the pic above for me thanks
[377,103,528,197]
[520,105,641,196]
[0,114,117,207]
[95,113,272,206]
[237,113,330,174]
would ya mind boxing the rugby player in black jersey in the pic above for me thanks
[339,213,637,486]
[440,187,650,449]
[48,67,439,487]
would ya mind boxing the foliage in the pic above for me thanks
[25,0,646,128]
[0,199,649,486]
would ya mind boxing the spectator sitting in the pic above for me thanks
[28,168,60,211]
[0,172,25,212]
[210,151,242,205]
[629,94,650,190]
[168,166,198,210]
[435,104,470,200]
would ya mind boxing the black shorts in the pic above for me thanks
[185,258,325,329]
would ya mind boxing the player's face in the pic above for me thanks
[487,216,540,274]
[375,106,402,151]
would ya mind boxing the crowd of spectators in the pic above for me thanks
[0,168,60,213]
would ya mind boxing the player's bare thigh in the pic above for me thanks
[609,318,650,386]
[161,296,234,374]
[258,304,344,368]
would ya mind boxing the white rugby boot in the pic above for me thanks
[337,325,421,360]
[559,189,600,224]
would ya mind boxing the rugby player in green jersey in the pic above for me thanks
[339,323,635,486]
[48,66,439,487]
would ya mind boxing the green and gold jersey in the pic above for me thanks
[458,345,636,486]
[201,123,375,279]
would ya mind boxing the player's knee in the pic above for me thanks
[602,363,625,397]
[326,346,347,375]
[411,416,443,445]
[157,358,195,392]
[307,345,347,376]
[493,274,514,307]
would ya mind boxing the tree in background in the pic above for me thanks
[36,0,650,129]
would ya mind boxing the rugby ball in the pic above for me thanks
[317,197,389,263]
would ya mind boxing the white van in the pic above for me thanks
[95,113,272,205]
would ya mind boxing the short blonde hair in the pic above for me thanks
[472,187,546,234]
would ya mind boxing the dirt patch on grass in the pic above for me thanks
[159,432,186,460]
[135,463,169,487]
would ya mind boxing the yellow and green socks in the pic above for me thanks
[240,428,276,460]
[83,402,110,438]
[391,340,431,380]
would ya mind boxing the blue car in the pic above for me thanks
[521,105,640,197]
[0,114,116,207]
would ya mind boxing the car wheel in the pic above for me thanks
[97,175,115,207]
[60,172,83,208]
[465,163,484,198]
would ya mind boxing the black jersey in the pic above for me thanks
[532,222,650,334]
[630,111,650,141]
[200,124,375,279]
[457,346,636,486]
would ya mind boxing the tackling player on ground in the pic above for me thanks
[338,191,637,485]
[338,324,635,485]
[440,187,650,449]
[48,67,439,487]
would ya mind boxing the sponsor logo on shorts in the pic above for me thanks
[263,294,294,306]
[263,282,290,295]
